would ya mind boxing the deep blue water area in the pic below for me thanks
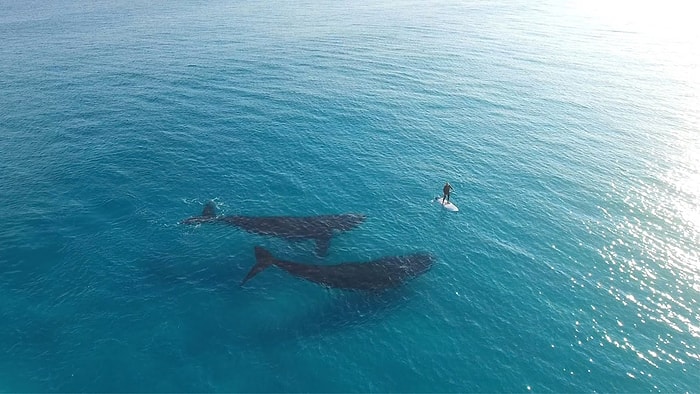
[1,0,698,392]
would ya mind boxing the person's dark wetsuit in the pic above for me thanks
[442,182,453,203]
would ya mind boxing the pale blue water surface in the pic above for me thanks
[1,0,698,392]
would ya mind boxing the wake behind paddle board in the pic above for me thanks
[434,197,459,212]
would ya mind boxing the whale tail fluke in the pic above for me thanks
[181,200,218,224]
[241,246,277,285]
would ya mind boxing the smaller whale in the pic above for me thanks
[242,246,435,291]
[182,201,366,256]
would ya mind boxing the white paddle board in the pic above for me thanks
[434,197,459,212]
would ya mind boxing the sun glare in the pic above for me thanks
[572,0,700,269]
[572,0,700,101]
[572,0,699,39]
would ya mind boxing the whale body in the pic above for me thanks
[182,201,366,256]
[242,246,435,291]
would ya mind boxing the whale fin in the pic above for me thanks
[241,246,277,285]
[181,201,218,225]
[201,201,217,217]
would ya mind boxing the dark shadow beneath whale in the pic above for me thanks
[182,201,366,256]
[242,246,435,291]
[247,289,415,345]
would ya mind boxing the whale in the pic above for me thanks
[182,201,366,256]
[241,246,435,291]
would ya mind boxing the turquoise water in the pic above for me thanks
[1,0,698,392]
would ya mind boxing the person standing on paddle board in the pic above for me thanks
[442,182,454,204]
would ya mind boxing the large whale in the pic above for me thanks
[182,201,366,256]
[241,246,435,291]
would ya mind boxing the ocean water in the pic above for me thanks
[1,0,698,392]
